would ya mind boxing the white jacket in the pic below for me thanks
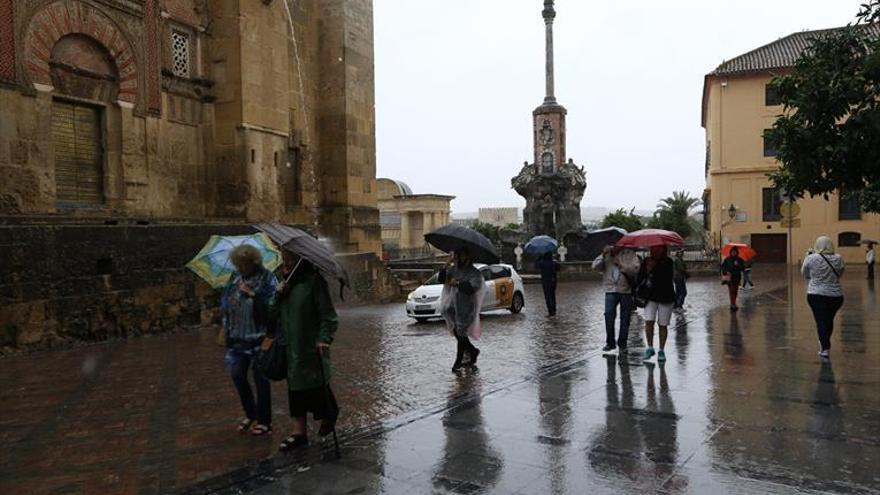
[592,250,640,294]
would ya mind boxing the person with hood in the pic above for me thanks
[721,247,745,311]
[639,245,675,362]
[438,248,486,372]
[536,252,561,316]
[802,236,845,360]
[593,245,640,354]
[272,249,339,451]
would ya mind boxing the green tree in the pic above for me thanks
[600,208,644,233]
[649,191,701,238]
[470,220,501,243]
[765,1,880,212]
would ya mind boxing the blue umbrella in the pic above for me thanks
[524,235,558,256]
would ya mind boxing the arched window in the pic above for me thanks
[839,232,861,247]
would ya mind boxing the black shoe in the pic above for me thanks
[452,359,464,372]
[469,348,480,367]
[602,344,616,353]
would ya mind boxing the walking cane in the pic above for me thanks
[316,347,341,459]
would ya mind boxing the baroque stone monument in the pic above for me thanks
[511,0,587,239]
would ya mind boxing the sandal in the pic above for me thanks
[237,418,254,433]
[250,423,272,436]
[279,434,309,452]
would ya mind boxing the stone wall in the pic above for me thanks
[0,222,400,352]
[0,223,252,351]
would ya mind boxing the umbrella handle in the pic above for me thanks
[283,259,303,284]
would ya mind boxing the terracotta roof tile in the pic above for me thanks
[711,23,880,76]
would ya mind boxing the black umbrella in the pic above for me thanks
[253,223,350,293]
[424,224,500,264]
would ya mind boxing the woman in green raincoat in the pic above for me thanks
[271,249,339,451]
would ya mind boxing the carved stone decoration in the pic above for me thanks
[22,0,141,104]
[539,120,554,146]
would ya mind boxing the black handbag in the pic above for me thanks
[624,271,649,308]
[256,336,287,381]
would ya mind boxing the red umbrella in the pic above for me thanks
[721,243,757,261]
[615,229,685,248]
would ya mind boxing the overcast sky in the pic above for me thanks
[374,0,860,215]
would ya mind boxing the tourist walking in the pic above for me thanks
[721,248,745,310]
[439,248,486,372]
[867,243,875,280]
[220,244,278,437]
[593,245,640,354]
[639,245,675,362]
[537,252,561,316]
[273,249,340,451]
[672,249,689,308]
[741,258,755,290]
[802,236,845,360]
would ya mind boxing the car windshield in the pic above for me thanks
[424,273,442,285]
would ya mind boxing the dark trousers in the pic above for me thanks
[741,269,753,288]
[604,292,633,348]
[727,282,739,306]
[807,294,844,351]
[455,335,478,365]
[869,262,875,280]
[227,349,272,425]
[542,279,557,315]
[673,279,687,307]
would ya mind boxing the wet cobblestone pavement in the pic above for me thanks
[2,267,878,494]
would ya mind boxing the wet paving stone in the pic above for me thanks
[2,267,879,494]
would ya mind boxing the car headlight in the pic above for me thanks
[407,292,415,301]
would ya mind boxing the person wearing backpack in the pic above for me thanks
[802,236,845,360]
[593,245,640,355]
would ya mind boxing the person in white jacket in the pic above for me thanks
[593,246,640,354]
[802,236,845,360]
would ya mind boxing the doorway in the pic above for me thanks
[751,233,787,263]
[52,101,104,205]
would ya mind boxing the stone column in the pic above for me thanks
[542,0,556,104]
[399,212,410,249]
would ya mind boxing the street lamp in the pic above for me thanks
[720,203,737,251]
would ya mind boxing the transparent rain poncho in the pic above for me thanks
[440,264,486,340]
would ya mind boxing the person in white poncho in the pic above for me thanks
[438,248,486,372]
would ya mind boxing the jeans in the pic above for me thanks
[673,279,687,307]
[868,262,875,280]
[604,292,633,348]
[807,294,844,351]
[226,348,272,426]
[542,279,557,315]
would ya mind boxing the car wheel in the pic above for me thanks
[509,292,524,314]
[415,317,429,324]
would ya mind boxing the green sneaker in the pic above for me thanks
[657,350,666,362]
[643,347,655,361]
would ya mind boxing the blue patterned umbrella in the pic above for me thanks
[186,233,282,288]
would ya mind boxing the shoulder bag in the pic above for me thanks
[256,335,288,381]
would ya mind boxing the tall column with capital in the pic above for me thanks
[543,0,556,104]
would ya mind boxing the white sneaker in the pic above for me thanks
[818,349,830,359]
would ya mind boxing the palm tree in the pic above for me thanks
[656,191,701,215]
[650,191,702,239]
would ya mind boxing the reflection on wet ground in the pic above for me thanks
[2,267,878,494]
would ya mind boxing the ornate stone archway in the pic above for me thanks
[22,0,139,104]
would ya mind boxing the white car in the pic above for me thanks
[405,263,525,323]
